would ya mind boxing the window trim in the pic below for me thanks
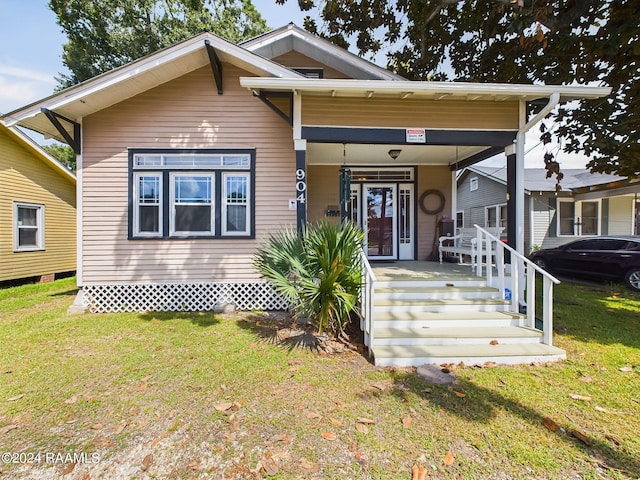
[133,173,163,238]
[14,202,45,252]
[128,149,255,240]
[557,198,601,237]
[484,203,507,229]
[469,176,478,191]
[170,173,216,237]
[222,172,251,236]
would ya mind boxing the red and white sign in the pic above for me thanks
[405,128,426,143]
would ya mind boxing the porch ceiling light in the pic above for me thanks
[388,149,402,160]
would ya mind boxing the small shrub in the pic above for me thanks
[254,221,365,338]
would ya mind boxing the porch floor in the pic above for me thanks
[370,260,478,282]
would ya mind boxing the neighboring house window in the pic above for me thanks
[129,150,254,239]
[470,177,478,191]
[456,211,464,228]
[14,202,44,251]
[485,204,507,232]
[557,199,600,236]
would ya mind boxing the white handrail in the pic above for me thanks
[359,248,376,350]
[473,225,560,346]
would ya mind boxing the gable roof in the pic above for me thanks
[241,23,404,81]
[1,124,76,184]
[461,165,625,193]
[1,31,304,142]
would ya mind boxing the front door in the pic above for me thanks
[364,184,396,259]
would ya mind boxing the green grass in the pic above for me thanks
[0,277,639,479]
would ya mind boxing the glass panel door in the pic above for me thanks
[365,184,396,259]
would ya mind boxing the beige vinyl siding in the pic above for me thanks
[417,165,451,261]
[0,128,76,281]
[81,64,296,283]
[306,165,341,223]
[271,52,350,79]
[302,97,519,130]
[607,196,634,235]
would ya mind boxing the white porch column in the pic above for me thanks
[516,99,527,257]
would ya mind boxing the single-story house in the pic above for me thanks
[457,166,640,253]
[2,24,611,365]
[0,124,76,283]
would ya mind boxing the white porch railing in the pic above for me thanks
[473,224,561,346]
[358,248,376,349]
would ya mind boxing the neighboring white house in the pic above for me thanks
[457,166,640,253]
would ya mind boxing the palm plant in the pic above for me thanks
[254,221,365,338]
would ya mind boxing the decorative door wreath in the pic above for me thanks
[419,189,445,215]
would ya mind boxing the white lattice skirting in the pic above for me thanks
[82,282,288,313]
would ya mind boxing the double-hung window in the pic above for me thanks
[557,199,600,236]
[130,149,254,239]
[14,202,45,251]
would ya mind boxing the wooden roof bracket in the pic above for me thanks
[254,90,293,126]
[204,39,223,94]
[40,108,81,154]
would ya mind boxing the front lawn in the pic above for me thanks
[0,277,639,479]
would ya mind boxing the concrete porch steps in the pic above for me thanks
[367,262,565,367]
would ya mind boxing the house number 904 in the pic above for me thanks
[296,169,306,203]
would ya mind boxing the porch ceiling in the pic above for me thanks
[307,142,490,166]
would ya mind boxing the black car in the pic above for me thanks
[529,236,640,291]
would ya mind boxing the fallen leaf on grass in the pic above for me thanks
[355,423,369,434]
[357,417,375,424]
[214,402,233,412]
[569,394,592,402]
[261,455,279,476]
[543,417,560,432]
[150,437,161,449]
[61,462,76,475]
[89,423,103,430]
[66,418,79,425]
[136,383,148,392]
[114,422,127,435]
[321,431,337,441]
[188,461,200,471]
[299,458,320,473]
[141,454,153,471]
[7,394,25,402]
[64,395,78,405]
[619,366,633,372]
[330,418,344,427]
[605,433,622,446]
[92,437,114,448]
[453,390,466,398]
[0,424,18,435]
[443,450,454,466]
[571,430,592,446]
[267,433,291,445]
[305,410,322,419]
[402,416,413,429]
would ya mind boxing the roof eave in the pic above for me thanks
[2,31,305,139]
[239,77,612,101]
[5,126,76,184]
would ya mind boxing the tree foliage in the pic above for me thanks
[277,0,639,177]
[50,0,268,88]
[43,143,76,172]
